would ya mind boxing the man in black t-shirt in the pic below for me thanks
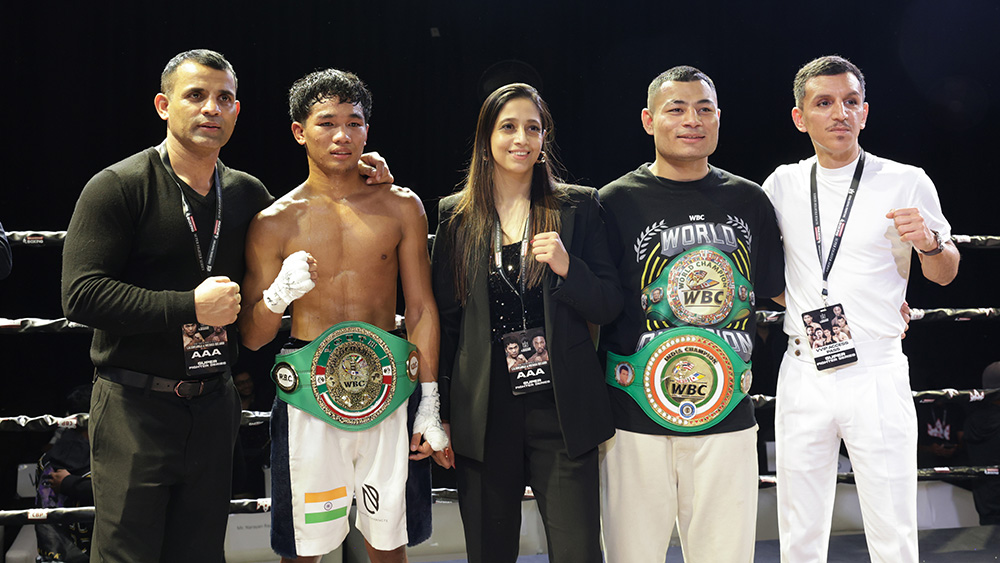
[598,66,784,562]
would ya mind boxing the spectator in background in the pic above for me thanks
[916,401,966,469]
[965,361,1000,525]
[233,369,259,411]
[36,385,93,563]
[232,368,270,499]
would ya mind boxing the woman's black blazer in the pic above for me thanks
[431,185,623,461]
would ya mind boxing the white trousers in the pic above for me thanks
[776,338,917,562]
[600,426,758,563]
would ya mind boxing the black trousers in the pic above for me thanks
[89,376,240,562]
[455,363,601,563]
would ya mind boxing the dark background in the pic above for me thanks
[2,0,998,512]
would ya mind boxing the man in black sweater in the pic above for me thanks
[62,49,269,563]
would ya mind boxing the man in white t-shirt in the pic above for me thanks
[762,55,959,563]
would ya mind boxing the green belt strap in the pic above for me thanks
[606,327,752,433]
[271,321,419,431]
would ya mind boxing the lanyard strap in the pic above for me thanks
[493,208,531,331]
[810,150,865,305]
[157,142,223,275]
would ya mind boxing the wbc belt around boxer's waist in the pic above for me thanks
[271,321,419,431]
[606,327,752,433]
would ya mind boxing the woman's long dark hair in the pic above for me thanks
[448,83,566,303]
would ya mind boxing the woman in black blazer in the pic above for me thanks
[431,83,622,563]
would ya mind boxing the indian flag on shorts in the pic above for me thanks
[304,487,349,524]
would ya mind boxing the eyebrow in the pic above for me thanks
[812,90,862,99]
[315,111,365,121]
[665,98,716,106]
[183,86,236,98]
[498,117,542,125]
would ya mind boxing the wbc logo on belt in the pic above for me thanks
[310,326,401,427]
[665,249,736,325]
[644,333,736,427]
[641,246,753,330]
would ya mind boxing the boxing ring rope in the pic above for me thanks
[3,230,998,526]
[0,499,275,526]
[7,231,1000,249]
[4,306,997,335]
[4,231,67,247]
[5,385,998,433]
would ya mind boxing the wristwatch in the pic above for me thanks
[916,229,945,256]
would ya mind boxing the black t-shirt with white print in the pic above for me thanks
[599,164,784,436]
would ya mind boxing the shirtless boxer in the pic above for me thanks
[240,68,448,563]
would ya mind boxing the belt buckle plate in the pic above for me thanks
[175,380,205,398]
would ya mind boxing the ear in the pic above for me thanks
[154,93,170,121]
[291,121,306,146]
[641,108,654,136]
[233,99,241,120]
[791,106,807,133]
[860,101,869,130]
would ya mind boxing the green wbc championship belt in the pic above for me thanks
[642,245,754,328]
[271,321,419,431]
[606,327,752,432]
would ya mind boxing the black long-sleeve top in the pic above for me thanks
[62,147,272,378]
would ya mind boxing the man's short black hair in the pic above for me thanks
[647,66,718,109]
[288,68,373,124]
[161,49,236,95]
[793,55,865,108]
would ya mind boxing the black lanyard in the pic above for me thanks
[493,208,531,331]
[810,150,865,305]
[157,142,223,275]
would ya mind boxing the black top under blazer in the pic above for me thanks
[431,185,623,462]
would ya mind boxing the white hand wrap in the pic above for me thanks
[262,250,315,314]
[412,382,449,451]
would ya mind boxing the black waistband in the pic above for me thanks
[283,326,407,351]
[283,338,310,351]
